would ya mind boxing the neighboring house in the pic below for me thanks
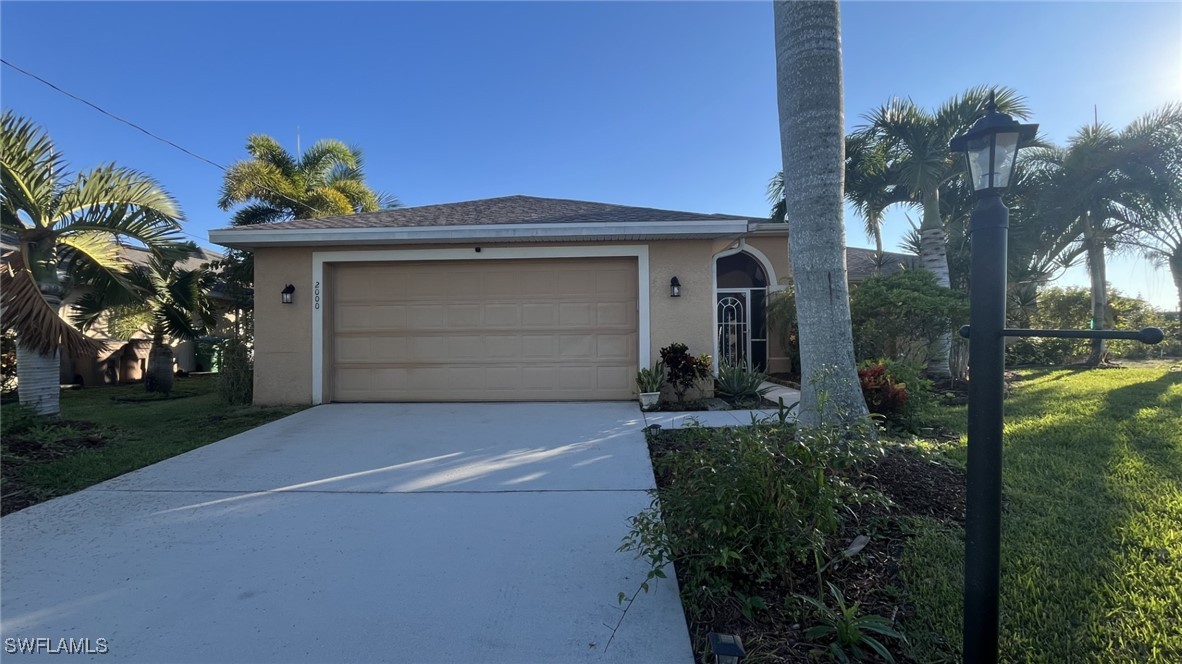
[1,232,231,387]
[58,244,234,386]
[209,195,915,406]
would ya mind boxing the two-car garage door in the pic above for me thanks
[329,258,638,402]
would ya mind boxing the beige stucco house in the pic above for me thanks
[210,195,911,406]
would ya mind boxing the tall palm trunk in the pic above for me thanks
[1083,214,1108,366]
[774,0,869,428]
[919,186,954,378]
[1170,249,1182,318]
[145,327,175,395]
[15,283,63,415]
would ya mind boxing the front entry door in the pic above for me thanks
[716,289,767,371]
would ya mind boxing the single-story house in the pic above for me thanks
[209,195,913,406]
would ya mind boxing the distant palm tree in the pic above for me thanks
[1,111,184,415]
[73,246,217,395]
[772,0,868,427]
[218,134,398,226]
[1023,104,1182,364]
[851,87,1030,377]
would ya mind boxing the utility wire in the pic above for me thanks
[2,58,227,172]
[1,58,315,228]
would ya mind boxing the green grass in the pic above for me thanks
[1,377,303,512]
[903,367,1182,662]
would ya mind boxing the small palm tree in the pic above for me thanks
[73,246,217,394]
[1,111,184,414]
[218,134,398,226]
[851,87,1031,377]
[1023,104,1182,364]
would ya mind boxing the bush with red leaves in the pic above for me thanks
[859,361,910,421]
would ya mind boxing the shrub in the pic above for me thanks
[659,343,712,402]
[620,416,883,617]
[715,362,771,404]
[766,287,800,372]
[858,359,932,431]
[636,362,665,393]
[850,271,967,365]
[1,330,16,395]
[217,339,253,405]
[1005,286,1178,364]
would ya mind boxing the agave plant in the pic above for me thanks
[714,362,772,403]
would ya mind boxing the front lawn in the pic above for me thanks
[631,366,1180,663]
[1,376,303,515]
[903,367,1182,662]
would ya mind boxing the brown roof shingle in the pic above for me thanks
[214,195,751,231]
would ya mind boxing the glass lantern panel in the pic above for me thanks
[966,135,992,191]
[992,131,1020,189]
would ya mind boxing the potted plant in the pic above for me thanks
[636,362,665,409]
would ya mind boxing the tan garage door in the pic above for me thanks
[329,258,638,402]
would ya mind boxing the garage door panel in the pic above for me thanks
[331,258,637,401]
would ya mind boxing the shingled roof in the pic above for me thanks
[846,247,920,282]
[213,195,752,232]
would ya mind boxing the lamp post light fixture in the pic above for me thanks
[706,632,746,664]
[281,284,295,304]
[951,93,1163,664]
[949,92,1038,664]
[670,276,682,298]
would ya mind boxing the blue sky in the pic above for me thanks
[3,1,1180,308]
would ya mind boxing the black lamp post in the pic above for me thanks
[950,94,1038,664]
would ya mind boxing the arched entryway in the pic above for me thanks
[715,251,769,371]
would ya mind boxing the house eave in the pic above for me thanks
[209,220,753,249]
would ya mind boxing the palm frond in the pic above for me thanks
[299,139,357,181]
[1,251,101,357]
[244,135,297,177]
[231,202,289,226]
[1,111,69,229]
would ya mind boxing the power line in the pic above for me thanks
[1,58,314,228]
[2,58,227,172]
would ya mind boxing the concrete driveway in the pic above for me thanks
[0,403,693,663]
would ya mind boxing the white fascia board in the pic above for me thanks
[209,219,750,248]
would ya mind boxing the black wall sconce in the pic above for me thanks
[670,277,681,298]
[281,284,295,304]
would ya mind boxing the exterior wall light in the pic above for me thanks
[670,276,682,298]
[281,284,295,304]
[707,632,746,664]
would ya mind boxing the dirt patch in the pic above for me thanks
[864,450,966,524]
[1,420,110,515]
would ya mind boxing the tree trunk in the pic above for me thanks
[773,0,869,428]
[145,330,175,395]
[919,187,954,379]
[1084,217,1108,366]
[13,280,65,416]
[15,342,60,415]
[1170,248,1182,319]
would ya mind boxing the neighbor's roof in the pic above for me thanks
[846,247,919,282]
[209,195,756,248]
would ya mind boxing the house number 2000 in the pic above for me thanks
[314,281,321,310]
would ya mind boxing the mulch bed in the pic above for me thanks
[648,429,966,662]
[1,420,110,516]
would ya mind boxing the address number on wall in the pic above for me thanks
[314,281,321,310]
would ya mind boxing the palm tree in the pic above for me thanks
[1,111,184,415]
[218,134,398,226]
[772,0,869,428]
[851,87,1030,377]
[73,246,217,395]
[1023,105,1182,364]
